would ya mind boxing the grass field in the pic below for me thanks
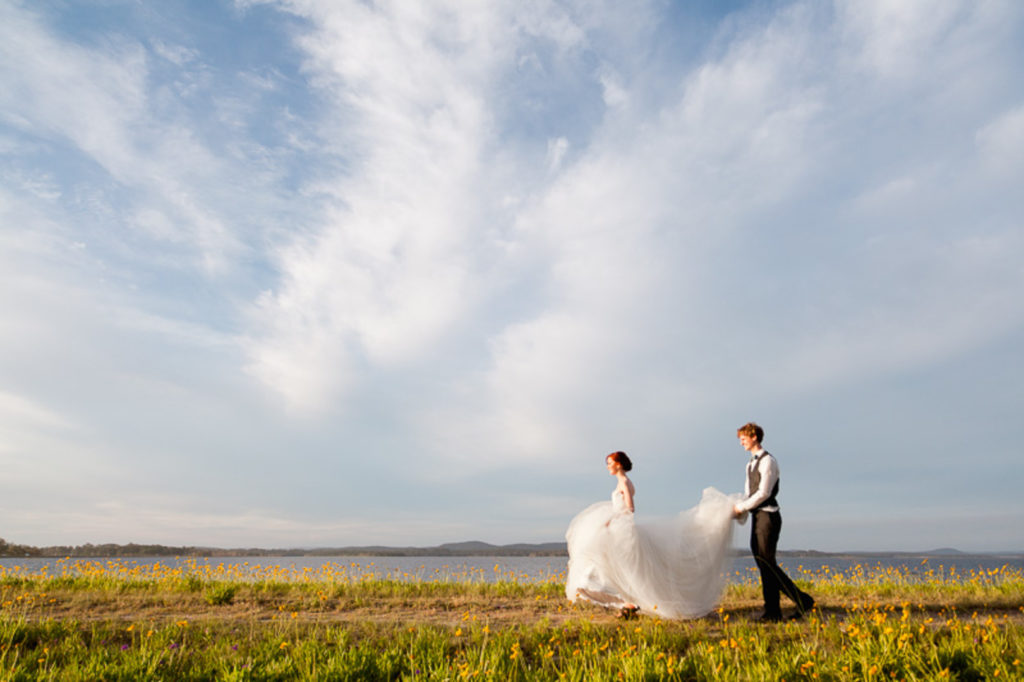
[1,558,1022,680]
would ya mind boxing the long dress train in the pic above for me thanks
[565,486,739,619]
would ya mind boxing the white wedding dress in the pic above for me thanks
[565,486,740,619]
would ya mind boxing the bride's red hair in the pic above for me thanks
[606,451,632,472]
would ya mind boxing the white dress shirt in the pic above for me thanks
[738,447,779,513]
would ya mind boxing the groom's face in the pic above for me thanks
[738,434,759,452]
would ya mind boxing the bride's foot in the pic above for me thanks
[617,605,639,620]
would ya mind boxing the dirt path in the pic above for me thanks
[7,590,1024,628]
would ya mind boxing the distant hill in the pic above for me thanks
[2,537,1019,559]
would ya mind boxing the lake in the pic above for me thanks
[2,552,1022,584]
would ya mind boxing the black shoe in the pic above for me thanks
[797,596,816,614]
[755,612,783,623]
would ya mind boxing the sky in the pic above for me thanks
[1,0,1022,554]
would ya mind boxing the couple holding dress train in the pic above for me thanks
[565,422,814,621]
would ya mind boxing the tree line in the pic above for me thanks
[0,538,570,558]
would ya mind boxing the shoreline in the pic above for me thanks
[3,540,1021,560]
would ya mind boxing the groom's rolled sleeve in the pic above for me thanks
[736,456,779,513]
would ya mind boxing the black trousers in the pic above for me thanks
[750,510,811,616]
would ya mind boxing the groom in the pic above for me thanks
[732,422,815,622]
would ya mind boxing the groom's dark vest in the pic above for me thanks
[748,451,779,511]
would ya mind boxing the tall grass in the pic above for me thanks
[1,558,1022,680]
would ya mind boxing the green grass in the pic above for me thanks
[0,559,1022,680]
[2,605,1022,680]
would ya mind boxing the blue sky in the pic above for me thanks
[1,0,1022,553]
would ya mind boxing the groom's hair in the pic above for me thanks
[736,422,764,443]
[607,451,632,472]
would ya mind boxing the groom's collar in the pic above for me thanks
[749,447,766,460]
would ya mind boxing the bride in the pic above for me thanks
[565,451,739,619]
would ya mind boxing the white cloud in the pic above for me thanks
[0,390,75,433]
[150,39,199,66]
[545,136,569,172]
[0,3,254,273]
[244,1,525,411]
[975,104,1024,172]
[408,6,832,462]
[256,0,1024,476]
[1,0,1022,550]
[838,0,966,81]
[598,67,628,108]
[3,490,556,547]
[0,5,146,173]
[0,167,62,202]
